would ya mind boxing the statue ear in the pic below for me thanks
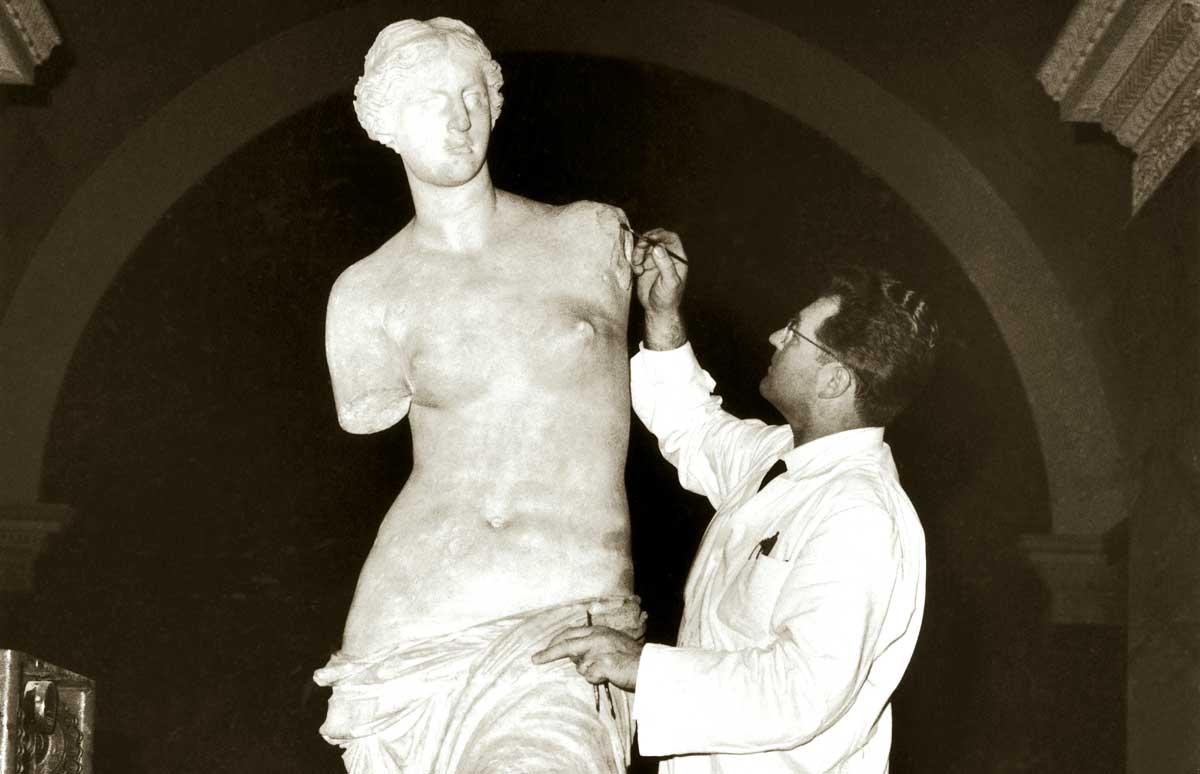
[817,363,853,400]
[370,112,400,153]
[380,133,404,156]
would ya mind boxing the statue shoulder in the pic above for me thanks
[558,200,629,237]
[327,257,379,317]
[329,229,418,300]
[493,194,630,289]
[558,200,632,292]
[494,191,627,237]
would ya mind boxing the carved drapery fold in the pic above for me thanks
[1039,0,1200,210]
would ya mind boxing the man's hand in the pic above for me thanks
[631,228,688,314]
[630,228,689,351]
[531,625,644,692]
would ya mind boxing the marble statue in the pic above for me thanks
[312,18,643,774]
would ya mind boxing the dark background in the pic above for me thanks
[9,54,1121,773]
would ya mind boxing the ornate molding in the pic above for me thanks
[0,0,60,86]
[1133,77,1200,206]
[1107,5,1197,143]
[0,650,95,774]
[1038,0,1128,102]
[1040,0,1200,210]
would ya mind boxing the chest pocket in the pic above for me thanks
[716,553,792,641]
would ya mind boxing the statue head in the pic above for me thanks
[353,18,505,152]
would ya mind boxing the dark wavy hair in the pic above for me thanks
[813,266,940,426]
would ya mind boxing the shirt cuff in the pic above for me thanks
[632,643,666,751]
[631,341,703,385]
[632,642,697,757]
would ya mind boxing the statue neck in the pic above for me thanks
[407,166,498,252]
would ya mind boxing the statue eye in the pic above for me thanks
[408,92,443,108]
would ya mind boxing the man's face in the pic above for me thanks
[387,47,494,187]
[759,296,841,428]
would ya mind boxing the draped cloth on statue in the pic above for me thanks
[314,596,645,774]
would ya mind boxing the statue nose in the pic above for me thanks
[447,102,471,131]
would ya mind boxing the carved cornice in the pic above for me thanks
[0,0,60,86]
[1133,75,1200,206]
[1040,0,1200,210]
[1038,0,1128,102]
[1106,4,1197,142]
[1054,0,1161,120]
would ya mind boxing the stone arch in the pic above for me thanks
[0,0,1123,534]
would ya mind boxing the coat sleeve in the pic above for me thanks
[630,343,784,508]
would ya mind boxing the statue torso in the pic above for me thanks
[332,195,634,653]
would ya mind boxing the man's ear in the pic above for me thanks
[816,363,854,400]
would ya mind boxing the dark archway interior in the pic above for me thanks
[10,54,1116,773]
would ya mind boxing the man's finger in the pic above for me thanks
[650,245,682,286]
[630,238,652,268]
[642,229,686,260]
[547,625,598,647]
[531,626,598,664]
[531,639,589,665]
[633,253,659,278]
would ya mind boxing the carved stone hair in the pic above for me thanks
[813,265,940,426]
[353,17,504,148]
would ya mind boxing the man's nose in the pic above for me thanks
[768,328,786,350]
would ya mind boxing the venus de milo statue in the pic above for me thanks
[313,17,643,774]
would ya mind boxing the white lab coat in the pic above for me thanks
[630,343,926,774]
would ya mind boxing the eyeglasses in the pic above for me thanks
[785,319,842,363]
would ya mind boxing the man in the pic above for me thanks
[535,231,939,772]
[313,18,643,774]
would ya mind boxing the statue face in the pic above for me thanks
[388,47,494,187]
